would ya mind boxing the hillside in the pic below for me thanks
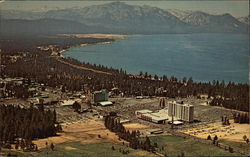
[0,18,110,37]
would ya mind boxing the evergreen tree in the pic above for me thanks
[50,143,55,151]
[207,135,212,140]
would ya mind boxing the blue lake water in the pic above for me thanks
[63,34,249,83]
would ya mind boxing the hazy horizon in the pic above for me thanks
[0,0,249,17]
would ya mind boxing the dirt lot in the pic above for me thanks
[33,120,125,149]
[123,123,149,131]
[181,120,250,142]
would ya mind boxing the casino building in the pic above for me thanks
[168,101,194,122]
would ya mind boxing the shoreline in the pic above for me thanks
[59,33,127,40]
[42,34,127,75]
[57,33,127,57]
[39,33,248,84]
[58,41,114,57]
[58,34,248,84]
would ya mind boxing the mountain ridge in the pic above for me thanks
[1,2,248,34]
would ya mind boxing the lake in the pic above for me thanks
[63,34,249,83]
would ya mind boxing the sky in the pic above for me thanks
[0,0,249,17]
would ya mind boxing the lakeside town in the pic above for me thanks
[0,1,249,155]
[0,32,249,157]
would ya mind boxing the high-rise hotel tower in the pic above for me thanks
[168,101,194,122]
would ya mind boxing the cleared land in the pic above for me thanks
[181,120,249,142]
[123,123,149,131]
[56,58,113,75]
[33,120,123,149]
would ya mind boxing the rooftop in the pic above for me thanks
[169,101,194,107]
[136,109,153,114]
[61,100,75,106]
[99,101,113,106]
[142,109,169,121]
[169,120,183,125]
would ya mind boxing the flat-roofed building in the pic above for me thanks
[119,119,130,124]
[136,109,168,124]
[168,120,183,125]
[98,101,113,106]
[61,100,76,106]
[146,128,163,134]
[135,109,153,117]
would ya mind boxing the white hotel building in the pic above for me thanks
[168,101,194,122]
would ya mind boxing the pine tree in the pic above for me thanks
[53,109,57,123]
[50,143,55,151]
[180,152,185,157]
[207,135,212,140]
[243,135,247,141]
[214,135,218,141]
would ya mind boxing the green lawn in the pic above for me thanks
[218,139,249,154]
[2,136,245,157]
[2,142,157,157]
[147,135,243,157]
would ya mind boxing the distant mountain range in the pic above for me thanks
[1,2,248,36]
[1,19,97,36]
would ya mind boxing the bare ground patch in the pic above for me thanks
[123,123,149,131]
[64,146,78,150]
[33,120,123,149]
[182,120,250,142]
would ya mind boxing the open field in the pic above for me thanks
[218,139,249,154]
[148,135,242,157]
[33,120,123,149]
[2,142,158,157]
[179,119,249,154]
[181,120,250,142]
[1,136,244,157]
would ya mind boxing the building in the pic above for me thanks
[199,94,209,99]
[145,128,163,134]
[136,109,168,124]
[119,119,130,124]
[135,109,153,117]
[168,101,194,122]
[168,120,183,125]
[91,89,108,105]
[61,100,76,106]
[98,101,113,106]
